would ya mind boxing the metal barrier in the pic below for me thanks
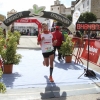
[72,37,100,67]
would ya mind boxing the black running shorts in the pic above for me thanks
[42,51,54,58]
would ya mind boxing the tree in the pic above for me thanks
[66,15,72,22]
[78,14,84,22]
[78,12,97,22]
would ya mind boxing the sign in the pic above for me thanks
[72,10,80,25]
[15,18,40,23]
[67,23,75,33]
[29,4,45,16]
[81,39,100,64]
[68,10,80,34]
[76,23,100,31]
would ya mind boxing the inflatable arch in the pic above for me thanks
[1,4,79,33]
[15,18,42,33]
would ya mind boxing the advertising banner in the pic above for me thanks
[72,10,80,25]
[81,39,100,64]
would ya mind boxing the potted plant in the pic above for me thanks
[14,31,21,44]
[0,33,22,74]
[0,28,5,38]
[8,30,21,44]
[59,34,74,63]
[0,68,6,93]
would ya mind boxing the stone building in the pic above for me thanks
[50,0,71,16]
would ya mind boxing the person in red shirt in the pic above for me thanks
[37,23,57,82]
[52,26,63,61]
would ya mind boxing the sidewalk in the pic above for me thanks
[0,36,100,100]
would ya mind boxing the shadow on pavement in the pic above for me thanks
[54,60,84,70]
[2,72,21,88]
[40,75,67,100]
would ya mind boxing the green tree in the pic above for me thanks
[66,15,72,22]
[78,14,84,22]
[78,12,97,22]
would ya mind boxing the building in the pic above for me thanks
[71,1,76,14]
[50,0,71,16]
[75,0,100,22]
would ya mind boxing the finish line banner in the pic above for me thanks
[81,39,100,65]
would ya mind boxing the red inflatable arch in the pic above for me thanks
[14,18,42,33]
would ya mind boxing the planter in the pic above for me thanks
[65,55,72,63]
[3,64,13,74]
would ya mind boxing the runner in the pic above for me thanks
[37,23,57,82]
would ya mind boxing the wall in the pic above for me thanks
[91,0,100,19]
[75,0,91,13]
[65,8,71,15]
[51,5,60,14]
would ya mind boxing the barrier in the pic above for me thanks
[72,37,84,64]
[72,37,100,66]
[81,39,100,67]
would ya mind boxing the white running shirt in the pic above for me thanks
[41,33,54,53]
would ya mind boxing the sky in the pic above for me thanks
[0,0,73,17]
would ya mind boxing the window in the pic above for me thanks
[58,7,59,10]
[83,4,84,8]
[51,8,53,10]
[87,0,89,6]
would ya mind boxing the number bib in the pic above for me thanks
[44,43,52,52]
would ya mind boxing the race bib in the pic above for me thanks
[45,43,52,52]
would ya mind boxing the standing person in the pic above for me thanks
[62,27,68,41]
[37,23,57,82]
[27,29,30,35]
[52,26,63,61]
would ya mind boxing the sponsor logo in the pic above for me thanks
[86,45,98,53]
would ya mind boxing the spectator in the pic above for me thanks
[62,27,68,41]
[52,26,63,61]
[90,31,97,39]
[76,30,81,38]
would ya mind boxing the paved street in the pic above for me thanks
[0,36,100,100]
